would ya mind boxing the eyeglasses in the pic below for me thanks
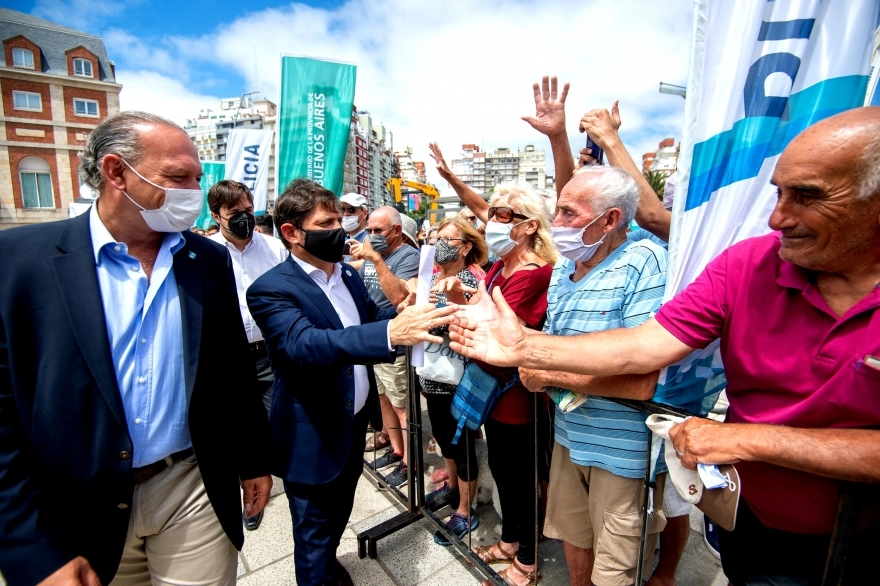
[339,205,361,214]
[437,237,464,245]
[488,206,529,224]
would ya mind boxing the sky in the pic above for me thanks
[10,0,694,190]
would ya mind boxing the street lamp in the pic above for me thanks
[659,82,687,98]
[234,90,261,127]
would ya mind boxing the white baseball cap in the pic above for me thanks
[340,193,367,209]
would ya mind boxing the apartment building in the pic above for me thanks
[0,8,121,229]
[450,143,547,194]
[642,137,679,177]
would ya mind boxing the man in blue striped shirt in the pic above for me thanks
[519,166,668,586]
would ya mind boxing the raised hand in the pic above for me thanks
[578,100,622,149]
[389,303,458,346]
[449,283,528,366]
[428,142,454,181]
[522,75,570,137]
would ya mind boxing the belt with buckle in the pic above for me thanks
[131,447,194,485]
[249,341,266,352]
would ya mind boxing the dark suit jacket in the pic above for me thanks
[0,212,272,586]
[247,256,396,486]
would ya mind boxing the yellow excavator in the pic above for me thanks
[386,178,441,225]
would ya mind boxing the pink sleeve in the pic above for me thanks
[655,247,729,349]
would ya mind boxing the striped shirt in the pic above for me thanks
[545,236,667,478]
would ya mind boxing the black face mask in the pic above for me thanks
[302,227,346,263]
[224,210,256,240]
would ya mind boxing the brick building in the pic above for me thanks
[0,8,121,229]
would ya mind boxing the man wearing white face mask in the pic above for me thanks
[0,111,272,586]
[513,165,670,586]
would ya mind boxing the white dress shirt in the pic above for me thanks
[210,231,288,343]
[290,255,373,413]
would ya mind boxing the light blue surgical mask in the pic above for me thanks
[485,220,528,257]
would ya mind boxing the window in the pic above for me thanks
[12,90,41,112]
[19,156,54,208]
[73,58,93,77]
[12,48,34,69]
[73,98,99,117]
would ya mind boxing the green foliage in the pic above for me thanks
[644,171,666,200]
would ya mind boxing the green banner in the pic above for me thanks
[278,56,356,196]
[195,161,226,230]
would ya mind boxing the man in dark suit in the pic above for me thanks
[247,179,453,586]
[0,111,272,586]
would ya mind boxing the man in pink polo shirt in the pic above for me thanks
[450,106,880,584]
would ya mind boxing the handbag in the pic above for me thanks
[416,334,466,385]
[449,362,519,444]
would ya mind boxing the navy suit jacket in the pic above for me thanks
[247,256,397,486]
[0,212,272,585]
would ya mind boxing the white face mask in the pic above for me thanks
[485,220,528,257]
[341,215,361,234]
[119,159,204,233]
[551,209,609,262]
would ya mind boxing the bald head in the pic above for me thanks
[367,206,404,254]
[783,106,880,201]
[769,106,880,273]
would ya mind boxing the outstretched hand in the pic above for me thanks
[522,75,570,137]
[579,100,622,149]
[449,283,528,367]
[428,142,454,181]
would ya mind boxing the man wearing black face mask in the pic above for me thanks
[208,180,288,531]
[246,179,455,586]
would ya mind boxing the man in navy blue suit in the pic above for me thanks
[247,179,454,586]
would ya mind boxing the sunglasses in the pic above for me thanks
[339,205,361,214]
[488,206,529,224]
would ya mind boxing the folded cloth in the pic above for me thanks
[645,414,741,531]
[645,414,726,503]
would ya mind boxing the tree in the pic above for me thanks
[644,171,666,200]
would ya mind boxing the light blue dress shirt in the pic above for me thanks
[90,206,190,468]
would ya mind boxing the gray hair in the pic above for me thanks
[857,132,880,201]
[573,165,639,230]
[79,110,185,191]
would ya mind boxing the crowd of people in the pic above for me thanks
[0,73,878,586]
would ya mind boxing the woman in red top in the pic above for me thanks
[431,142,557,586]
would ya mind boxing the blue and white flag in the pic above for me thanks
[225,128,274,214]
[654,0,879,413]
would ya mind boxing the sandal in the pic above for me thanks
[484,559,541,586]
[364,431,390,452]
[427,437,438,455]
[429,468,449,483]
[473,542,517,565]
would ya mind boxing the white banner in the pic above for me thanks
[654,0,879,411]
[225,129,273,213]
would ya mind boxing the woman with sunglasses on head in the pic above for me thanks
[420,216,488,543]
[429,142,558,586]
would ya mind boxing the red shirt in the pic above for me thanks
[656,233,880,534]
[477,260,552,424]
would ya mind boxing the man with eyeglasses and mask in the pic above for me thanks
[0,111,272,586]
[339,192,369,243]
[208,179,288,531]
[349,206,420,486]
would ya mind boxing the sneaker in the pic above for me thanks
[703,515,721,559]
[433,510,479,546]
[369,448,402,470]
[425,481,457,504]
[384,461,408,487]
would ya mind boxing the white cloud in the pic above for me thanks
[106,0,694,188]
[115,70,220,126]
[31,0,138,33]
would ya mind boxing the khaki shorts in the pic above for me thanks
[374,354,408,409]
[544,445,667,586]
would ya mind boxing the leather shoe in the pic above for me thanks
[336,560,354,586]
[243,509,263,531]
